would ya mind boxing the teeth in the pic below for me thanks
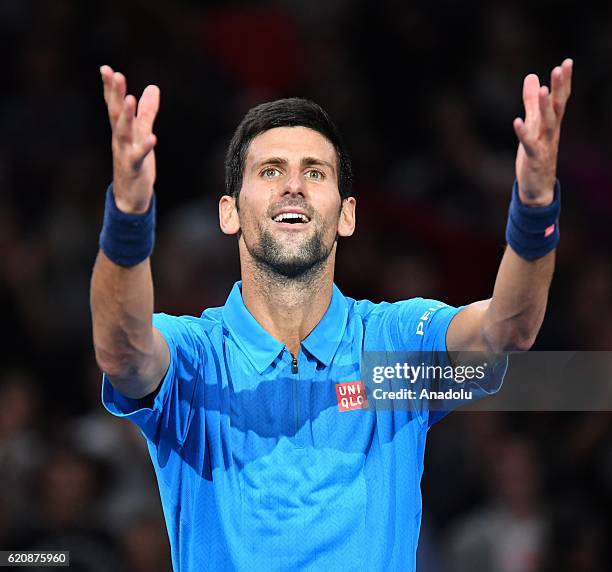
[273,213,310,223]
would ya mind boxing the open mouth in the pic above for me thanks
[272,212,311,225]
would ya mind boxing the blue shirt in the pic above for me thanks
[102,282,505,571]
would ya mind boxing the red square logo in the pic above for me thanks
[336,381,369,411]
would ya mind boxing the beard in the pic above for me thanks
[246,221,334,279]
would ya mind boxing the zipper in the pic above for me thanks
[291,352,300,441]
[291,354,298,374]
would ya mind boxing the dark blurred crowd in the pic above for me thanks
[1,1,611,570]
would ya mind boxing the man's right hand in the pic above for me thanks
[101,65,160,214]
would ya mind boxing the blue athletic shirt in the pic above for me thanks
[102,281,506,571]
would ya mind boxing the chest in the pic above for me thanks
[221,344,374,455]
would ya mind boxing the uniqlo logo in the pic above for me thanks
[335,381,368,411]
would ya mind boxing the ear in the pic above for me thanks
[219,195,241,235]
[337,197,356,237]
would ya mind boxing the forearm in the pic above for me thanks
[90,250,165,396]
[483,246,555,352]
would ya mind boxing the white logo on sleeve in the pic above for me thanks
[415,304,446,336]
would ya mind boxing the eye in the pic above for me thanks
[306,169,325,180]
[259,167,281,179]
[261,167,281,178]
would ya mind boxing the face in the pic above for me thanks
[220,126,355,278]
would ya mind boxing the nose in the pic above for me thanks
[281,170,306,198]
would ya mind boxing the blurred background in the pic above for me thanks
[1,0,611,570]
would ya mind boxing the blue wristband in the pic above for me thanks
[99,184,156,267]
[505,179,561,260]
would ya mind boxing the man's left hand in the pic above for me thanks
[514,58,573,207]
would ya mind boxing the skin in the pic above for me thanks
[219,126,355,356]
[90,67,167,398]
[90,59,573,399]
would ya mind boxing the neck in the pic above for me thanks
[240,253,335,357]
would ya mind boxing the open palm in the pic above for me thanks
[101,65,160,214]
[514,59,572,206]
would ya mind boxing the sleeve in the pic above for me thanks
[383,297,462,353]
[378,298,507,426]
[101,313,204,445]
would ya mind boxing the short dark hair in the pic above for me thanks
[224,97,353,202]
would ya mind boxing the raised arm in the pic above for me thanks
[91,66,169,399]
[447,59,573,357]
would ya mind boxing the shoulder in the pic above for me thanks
[348,295,450,322]
[153,306,225,348]
[346,295,459,350]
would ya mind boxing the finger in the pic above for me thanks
[550,65,565,116]
[136,85,161,133]
[108,72,127,128]
[538,86,556,135]
[132,134,158,169]
[561,57,573,100]
[522,74,541,125]
[551,59,573,118]
[115,94,137,144]
[513,117,536,157]
[100,65,114,105]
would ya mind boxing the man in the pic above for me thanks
[91,59,572,571]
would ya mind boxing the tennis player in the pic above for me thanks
[91,59,572,571]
